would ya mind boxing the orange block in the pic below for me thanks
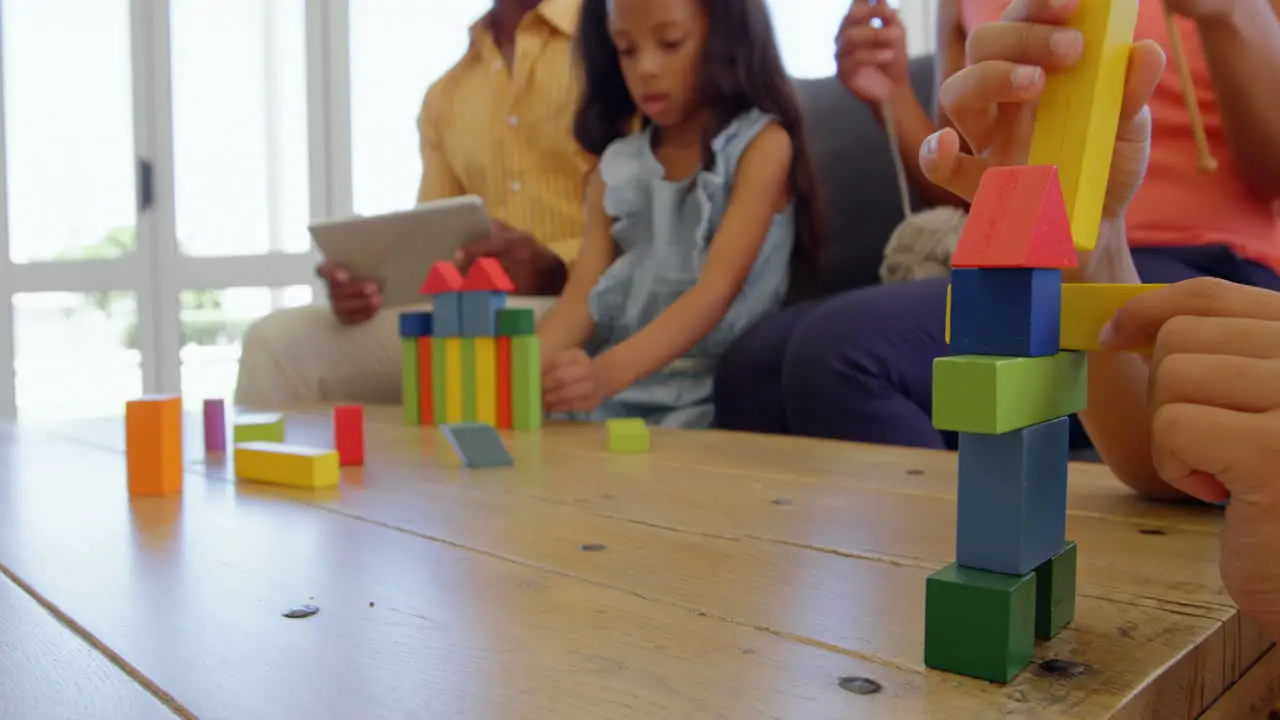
[497,336,513,429]
[417,337,434,425]
[125,395,183,496]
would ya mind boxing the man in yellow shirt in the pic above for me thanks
[235,0,588,408]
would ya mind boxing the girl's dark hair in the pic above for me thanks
[573,0,825,301]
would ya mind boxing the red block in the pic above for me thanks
[950,165,1079,269]
[333,405,364,466]
[497,336,513,430]
[419,261,464,295]
[461,257,515,292]
[417,337,433,426]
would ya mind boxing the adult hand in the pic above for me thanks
[316,262,381,325]
[455,219,568,296]
[835,0,910,105]
[542,348,608,414]
[1162,0,1239,22]
[918,0,1166,235]
[1100,277,1280,638]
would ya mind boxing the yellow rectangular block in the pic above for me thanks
[233,442,339,489]
[473,336,497,425]
[444,338,464,424]
[1060,283,1166,351]
[1027,0,1138,251]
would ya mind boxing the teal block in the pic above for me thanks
[433,293,462,337]
[461,292,505,337]
[440,423,512,468]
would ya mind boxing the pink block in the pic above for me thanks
[203,399,226,453]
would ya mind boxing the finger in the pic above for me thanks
[939,61,1045,151]
[1100,278,1280,351]
[919,128,991,202]
[1001,0,1080,24]
[1152,352,1280,415]
[1119,40,1166,123]
[544,381,591,409]
[316,264,349,284]
[966,22,1083,69]
[333,295,376,315]
[836,26,897,53]
[1150,315,1280,362]
[1151,402,1275,503]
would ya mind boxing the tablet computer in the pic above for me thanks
[309,195,490,308]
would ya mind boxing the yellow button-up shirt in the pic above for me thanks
[416,0,590,263]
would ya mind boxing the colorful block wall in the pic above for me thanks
[398,259,542,431]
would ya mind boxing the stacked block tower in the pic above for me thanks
[925,0,1145,684]
[398,258,542,431]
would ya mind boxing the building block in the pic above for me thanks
[461,338,477,421]
[431,337,448,426]
[461,292,506,337]
[497,336,513,429]
[233,413,285,443]
[125,395,183,496]
[1027,0,1139,251]
[433,293,462,337]
[419,260,464,295]
[474,337,497,425]
[925,562,1036,684]
[1061,283,1167,351]
[398,311,433,339]
[949,268,1062,357]
[933,353,1087,434]
[416,337,434,425]
[1034,540,1078,640]
[203,398,226,454]
[512,335,543,430]
[444,338,464,423]
[950,166,1078,269]
[460,257,516,293]
[956,417,1070,575]
[401,338,419,426]
[233,442,339,489]
[497,308,536,337]
[439,423,513,468]
[333,405,364,466]
[607,418,650,453]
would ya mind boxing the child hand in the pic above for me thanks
[543,348,608,413]
[835,0,910,106]
[918,0,1166,228]
[1100,278,1280,630]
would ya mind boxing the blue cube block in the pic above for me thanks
[956,416,1069,575]
[398,311,434,339]
[950,268,1061,357]
[460,291,506,337]
[433,293,462,337]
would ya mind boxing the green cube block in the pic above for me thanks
[512,335,543,430]
[925,562,1036,684]
[933,352,1087,434]
[461,338,476,422]
[401,339,419,425]
[431,337,447,426]
[606,418,649,453]
[1034,540,1078,640]
[234,413,285,443]
[497,308,536,337]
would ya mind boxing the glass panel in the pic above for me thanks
[1,1,136,264]
[179,286,313,407]
[348,0,489,216]
[14,292,141,422]
[170,0,310,257]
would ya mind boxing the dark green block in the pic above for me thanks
[461,338,476,422]
[496,308,536,337]
[401,339,419,426]
[925,562,1036,684]
[1034,540,1078,640]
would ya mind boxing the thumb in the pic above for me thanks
[1151,402,1274,505]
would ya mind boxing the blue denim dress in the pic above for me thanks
[569,108,796,429]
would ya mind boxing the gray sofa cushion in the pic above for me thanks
[793,56,938,296]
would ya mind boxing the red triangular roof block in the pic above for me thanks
[951,165,1079,269]
[419,261,464,295]
[461,257,515,292]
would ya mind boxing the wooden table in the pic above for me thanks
[0,405,1274,719]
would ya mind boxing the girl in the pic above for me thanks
[535,0,824,428]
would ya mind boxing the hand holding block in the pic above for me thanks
[1061,283,1167,351]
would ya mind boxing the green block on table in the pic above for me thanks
[401,338,419,426]
[1035,540,1078,640]
[932,352,1087,434]
[233,413,285,443]
[512,335,542,431]
[925,562,1036,684]
[497,308,536,337]
[606,418,649,453]
[461,337,476,422]
[431,337,448,427]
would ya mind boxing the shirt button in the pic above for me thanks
[511,181,521,192]
[508,115,518,127]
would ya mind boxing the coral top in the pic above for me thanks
[959,0,1280,273]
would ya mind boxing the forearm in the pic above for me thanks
[544,237,582,266]
[1070,221,1187,500]
[881,88,964,208]
[536,293,594,363]
[1196,0,1280,194]
[595,281,731,395]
